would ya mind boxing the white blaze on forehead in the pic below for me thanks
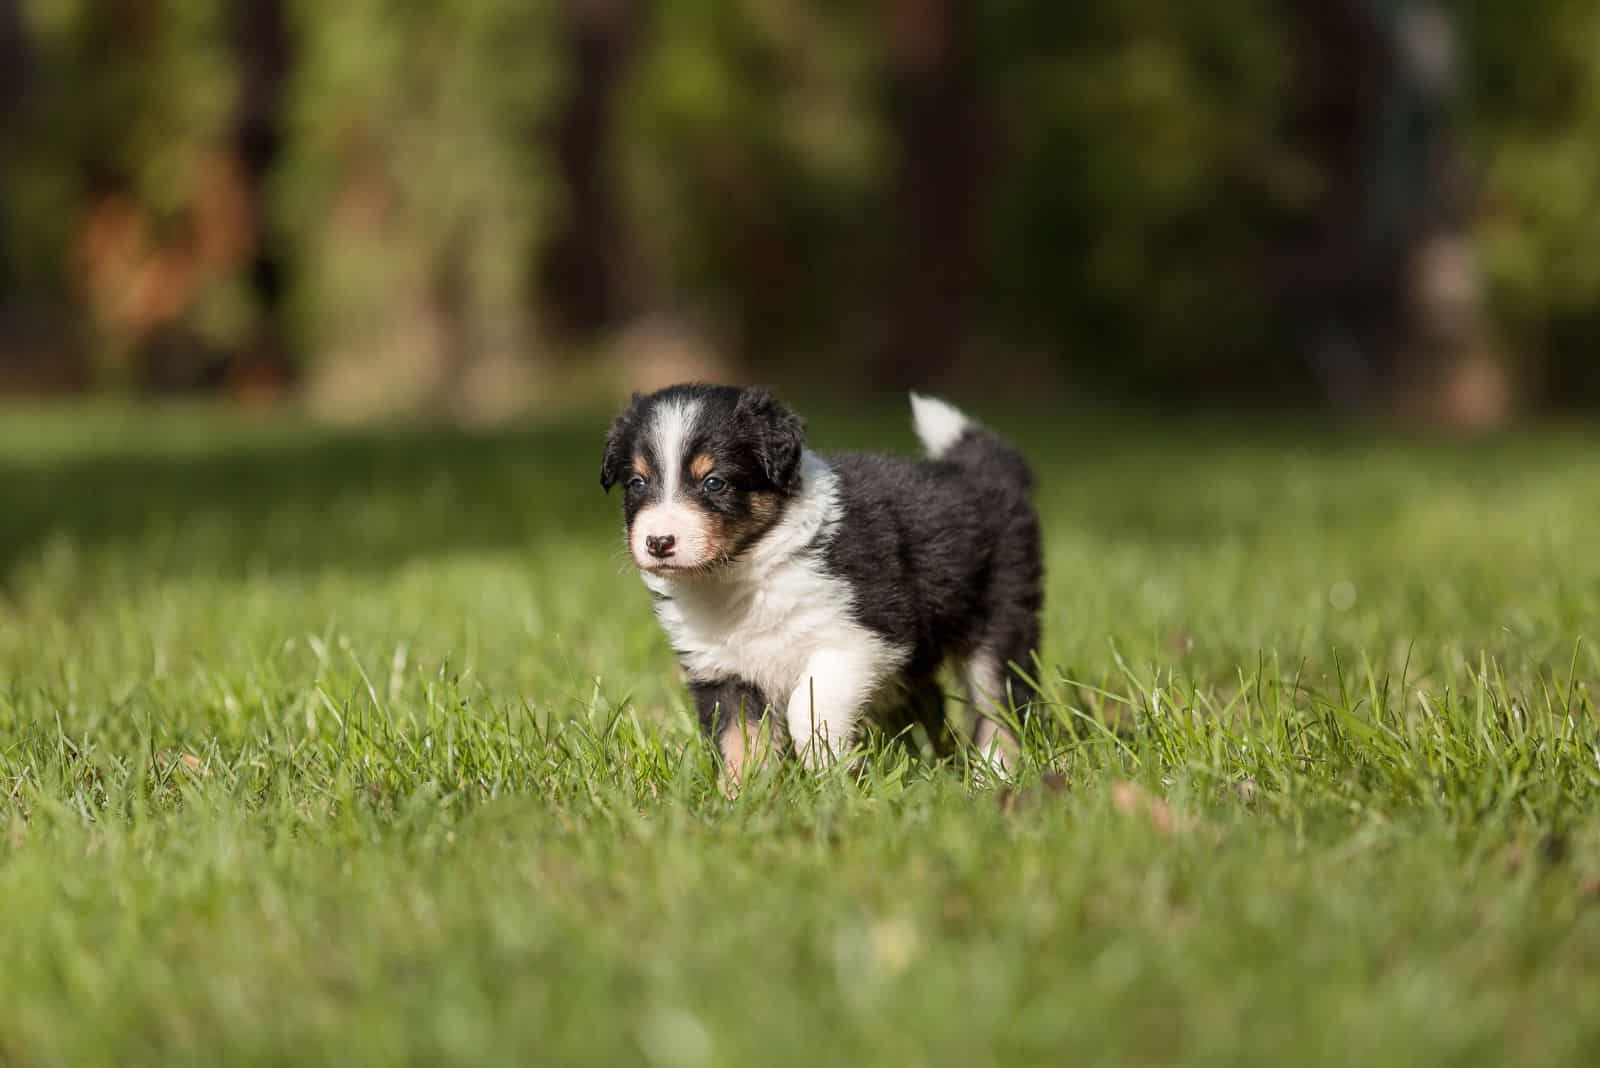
[631,395,712,569]
[649,395,702,494]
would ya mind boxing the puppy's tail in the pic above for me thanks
[909,393,1033,493]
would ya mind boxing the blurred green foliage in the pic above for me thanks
[0,1,1595,397]
[978,2,1294,381]
[2,1,208,309]
[277,0,554,365]
[1464,0,1600,383]
[623,0,888,350]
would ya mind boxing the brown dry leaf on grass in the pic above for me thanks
[157,751,208,778]
[996,777,1202,838]
[995,772,1069,813]
[1111,780,1192,836]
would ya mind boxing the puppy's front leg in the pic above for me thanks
[785,648,890,769]
[691,678,774,792]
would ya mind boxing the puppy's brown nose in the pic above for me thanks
[645,534,676,559]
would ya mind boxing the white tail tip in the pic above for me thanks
[909,393,970,458]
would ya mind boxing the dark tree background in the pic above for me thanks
[0,0,1594,421]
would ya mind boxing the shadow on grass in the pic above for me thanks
[0,403,1574,594]
[0,414,617,588]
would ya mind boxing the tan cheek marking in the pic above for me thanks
[700,515,733,563]
[689,454,716,481]
[705,491,782,560]
[747,491,781,525]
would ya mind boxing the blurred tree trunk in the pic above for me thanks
[1280,0,1388,406]
[539,0,643,339]
[1386,2,1501,426]
[0,0,84,391]
[878,0,989,390]
[0,0,33,294]
[1283,0,1500,425]
[0,0,31,146]
[78,1,145,196]
[228,0,295,398]
[75,0,185,390]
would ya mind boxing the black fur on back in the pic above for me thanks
[822,428,1042,682]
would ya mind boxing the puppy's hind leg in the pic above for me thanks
[963,605,1040,778]
[964,649,1023,778]
[967,497,1044,780]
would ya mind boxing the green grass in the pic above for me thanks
[3,402,1600,1066]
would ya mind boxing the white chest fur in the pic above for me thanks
[642,454,906,731]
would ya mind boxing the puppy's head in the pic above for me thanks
[601,384,806,575]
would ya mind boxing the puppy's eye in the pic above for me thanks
[701,476,727,493]
[626,475,647,491]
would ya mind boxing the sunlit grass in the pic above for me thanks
[2,403,1599,1065]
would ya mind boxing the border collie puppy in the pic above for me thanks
[601,384,1042,782]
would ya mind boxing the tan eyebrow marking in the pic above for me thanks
[632,454,653,480]
[689,454,716,481]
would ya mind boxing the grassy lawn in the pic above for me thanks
[3,402,1600,1066]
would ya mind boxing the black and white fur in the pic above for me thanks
[601,384,1042,780]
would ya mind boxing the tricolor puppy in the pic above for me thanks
[601,384,1042,781]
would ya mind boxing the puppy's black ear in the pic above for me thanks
[600,394,642,492]
[736,386,806,491]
